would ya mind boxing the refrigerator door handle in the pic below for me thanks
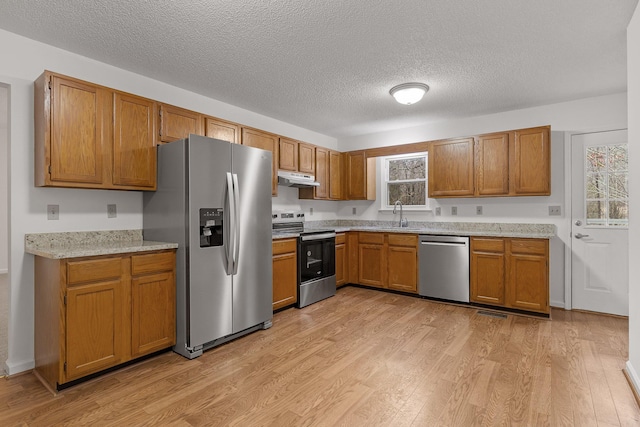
[232,173,241,275]
[225,172,235,275]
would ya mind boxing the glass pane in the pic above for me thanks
[608,173,628,199]
[586,173,606,199]
[608,145,628,171]
[609,200,629,224]
[586,200,606,226]
[388,157,426,181]
[387,182,426,206]
[586,147,606,173]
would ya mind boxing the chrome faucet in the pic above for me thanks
[393,200,409,227]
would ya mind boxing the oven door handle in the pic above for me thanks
[301,232,336,241]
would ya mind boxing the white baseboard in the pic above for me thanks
[624,361,640,400]
[4,358,34,376]
[550,300,565,308]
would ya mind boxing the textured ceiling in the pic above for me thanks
[0,0,637,138]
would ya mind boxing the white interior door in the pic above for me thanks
[571,130,628,316]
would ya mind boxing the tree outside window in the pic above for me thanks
[382,153,428,209]
[585,144,628,227]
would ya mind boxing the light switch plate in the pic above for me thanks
[476,205,483,215]
[352,207,357,215]
[451,206,457,216]
[435,207,441,216]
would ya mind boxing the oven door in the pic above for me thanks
[298,234,336,284]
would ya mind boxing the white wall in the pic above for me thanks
[0,28,337,375]
[626,2,640,392]
[0,85,7,273]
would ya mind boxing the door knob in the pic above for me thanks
[575,220,582,226]
[574,233,590,239]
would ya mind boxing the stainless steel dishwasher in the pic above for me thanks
[418,235,470,303]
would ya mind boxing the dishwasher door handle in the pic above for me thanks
[420,241,468,246]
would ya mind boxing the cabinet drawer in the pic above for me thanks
[131,251,176,276]
[471,237,505,253]
[510,239,547,255]
[335,233,346,245]
[67,257,122,285]
[358,232,384,245]
[273,238,297,255]
[388,234,418,247]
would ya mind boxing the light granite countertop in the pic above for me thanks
[272,220,556,240]
[25,230,178,259]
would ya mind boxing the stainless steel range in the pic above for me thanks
[272,211,336,308]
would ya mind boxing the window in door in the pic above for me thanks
[585,143,628,227]
[381,153,428,210]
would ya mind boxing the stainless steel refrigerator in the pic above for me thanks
[143,134,273,359]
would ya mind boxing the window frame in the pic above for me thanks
[380,152,430,211]
[584,143,628,228]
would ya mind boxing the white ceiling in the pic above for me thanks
[0,0,637,138]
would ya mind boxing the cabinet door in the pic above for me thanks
[131,271,176,357]
[65,280,126,381]
[358,243,385,288]
[335,239,348,288]
[113,93,157,189]
[272,252,297,310]
[49,76,107,185]
[507,239,549,313]
[511,127,551,195]
[242,128,278,195]
[470,238,506,306]
[298,142,316,175]
[159,104,203,143]
[428,138,475,197]
[205,117,240,144]
[329,150,342,200]
[347,151,367,200]
[278,138,298,171]
[476,133,510,196]
[315,147,330,199]
[387,245,417,293]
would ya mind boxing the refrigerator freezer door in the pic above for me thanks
[231,143,273,333]
[187,136,234,347]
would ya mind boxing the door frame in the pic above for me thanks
[563,127,628,311]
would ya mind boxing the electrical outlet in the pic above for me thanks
[352,207,357,215]
[309,207,314,216]
[451,206,457,216]
[107,204,117,218]
[548,205,561,216]
[476,205,483,215]
[435,207,441,216]
[47,204,59,220]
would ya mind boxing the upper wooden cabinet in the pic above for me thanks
[204,116,240,144]
[35,71,158,191]
[113,93,157,188]
[159,104,203,144]
[475,132,510,196]
[241,127,278,196]
[428,138,475,197]
[346,151,376,200]
[298,143,316,175]
[329,150,342,200]
[511,126,551,195]
[315,147,330,199]
[278,137,299,171]
[428,126,551,198]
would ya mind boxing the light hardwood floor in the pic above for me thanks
[1,286,638,426]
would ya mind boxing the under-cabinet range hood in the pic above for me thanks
[277,170,320,188]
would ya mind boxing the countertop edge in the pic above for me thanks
[26,241,179,259]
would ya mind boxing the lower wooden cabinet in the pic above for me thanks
[34,250,176,391]
[355,232,418,293]
[470,237,549,314]
[387,234,418,293]
[335,233,348,287]
[272,239,297,310]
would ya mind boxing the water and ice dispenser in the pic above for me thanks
[200,208,223,247]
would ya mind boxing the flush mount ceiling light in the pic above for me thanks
[389,82,430,105]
